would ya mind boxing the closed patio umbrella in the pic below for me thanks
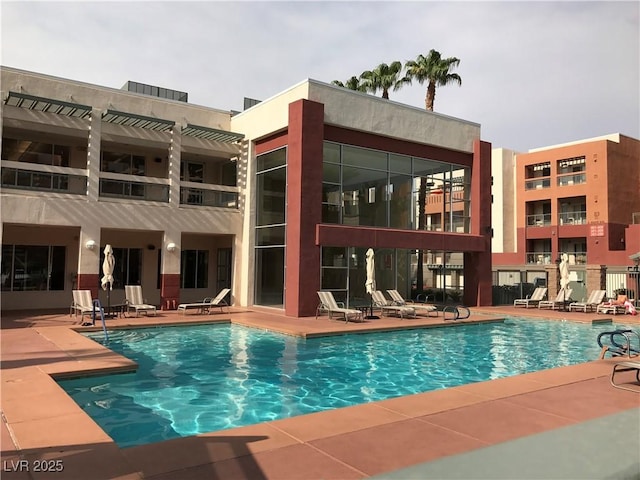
[101,244,115,314]
[559,252,570,309]
[365,248,379,319]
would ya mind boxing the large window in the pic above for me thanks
[323,142,471,233]
[181,250,209,288]
[103,248,142,288]
[255,147,287,307]
[2,138,70,166]
[101,151,145,175]
[1,245,65,291]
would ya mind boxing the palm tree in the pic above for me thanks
[359,61,407,99]
[404,50,461,295]
[331,76,367,92]
[404,50,461,111]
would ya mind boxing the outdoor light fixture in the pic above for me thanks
[166,242,177,252]
[85,240,97,250]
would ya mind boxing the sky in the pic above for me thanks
[1,1,638,152]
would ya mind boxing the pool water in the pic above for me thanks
[59,319,636,448]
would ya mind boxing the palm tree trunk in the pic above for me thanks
[426,81,436,111]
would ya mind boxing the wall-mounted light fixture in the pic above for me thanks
[85,240,97,250]
[166,242,177,252]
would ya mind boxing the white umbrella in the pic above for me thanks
[365,248,376,294]
[101,244,115,314]
[365,248,379,319]
[559,252,570,291]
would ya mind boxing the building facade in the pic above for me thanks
[1,67,493,315]
[492,134,640,302]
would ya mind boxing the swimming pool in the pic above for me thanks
[59,319,636,448]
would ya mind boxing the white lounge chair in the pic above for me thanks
[372,290,416,318]
[538,288,572,310]
[177,288,231,315]
[124,285,157,317]
[514,287,547,308]
[316,291,363,323]
[610,360,640,392]
[386,289,438,317]
[569,290,606,312]
[71,290,100,323]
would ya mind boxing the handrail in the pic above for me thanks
[597,329,639,358]
[443,305,471,321]
[92,299,109,342]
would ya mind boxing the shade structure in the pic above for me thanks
[365,248,376,294]
[101,244,115,314]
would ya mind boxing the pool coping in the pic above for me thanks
[2,307,639,479]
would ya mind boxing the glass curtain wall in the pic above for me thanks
[255,147,287,307]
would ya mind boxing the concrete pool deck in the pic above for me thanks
[1,306,639,479]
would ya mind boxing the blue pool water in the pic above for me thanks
[58,319,636,448]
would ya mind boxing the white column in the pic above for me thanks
[87,109,102,201]
[168,125,182,208]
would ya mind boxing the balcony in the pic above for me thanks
[557,172,586,186]
[1,163,87,195]
[99,179,169,202]
[180,186,238,208]
[526,213,552,227]
[525,177,551,190]
[559,211,587,225]
[566,252,587,265]
[526,252,552,265]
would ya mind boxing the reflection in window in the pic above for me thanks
[101,151,146,175]
[1,245,65,291]
[2,138,71,166]
[180,162,204,182]
[105,248,142,288]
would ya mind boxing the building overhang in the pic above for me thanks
[102,109,175,132]
[4,91,92,118]
[182,124,244,144]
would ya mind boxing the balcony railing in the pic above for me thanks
[1,167,87,195]
[526,252,552,265]
[100,179,169,202]
[564,252,587,265]
[557,173,586,186]
[525,177,551,190]
[526,213,552,227]
[559,211,587,225]
[180,187,238,208]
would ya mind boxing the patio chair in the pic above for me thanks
[316,291,363,323]
[596,302,627,315]
[124,285,157,317]
[513,287,547,308]
[71,290,100,324]
[371,290,416,319]
[386,289,438,317]
[568,290,606,313]
[538,288,572,310]
[610,360,640,392]
[177,288,231,315]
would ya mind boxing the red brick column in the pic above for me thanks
[161,273,180,310]
[77,274,99,300]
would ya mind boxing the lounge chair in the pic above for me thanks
[568,290,606,312]
[372,290,416,318]
[177,288,231,315]
[596,294,630,315]
[514,287,547,308]
[70,290,100,324]
[124,285,157,317]
[610,360,640,392]
[316,291,363,323]
[538,288,572,310]
[386,289,438,317]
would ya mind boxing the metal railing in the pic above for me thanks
[1,167,87,195]
[526,213,552,227]
[526,252,552,265]
[557,173,586,186]
[99,179,169,202]
[180,187,238,208]
[559,211,587,225]
[524,177,551,190]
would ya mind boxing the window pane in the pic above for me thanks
[323,162,340,183]
[323,142,340,164]
[389,174,413,229]
[342,166,387,227]
[342,145,387,170]
[50,246,66,290]
[257,148,286,173]
[1,245,13,291]
[256,226,286,246]
[196,251,208,288]
[389,154,412,174]
[181,250,197,288]
[256,167,286,226]
[255,247,284,306]
[322,247,347,267]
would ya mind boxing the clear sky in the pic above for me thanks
[1,1,638,152]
